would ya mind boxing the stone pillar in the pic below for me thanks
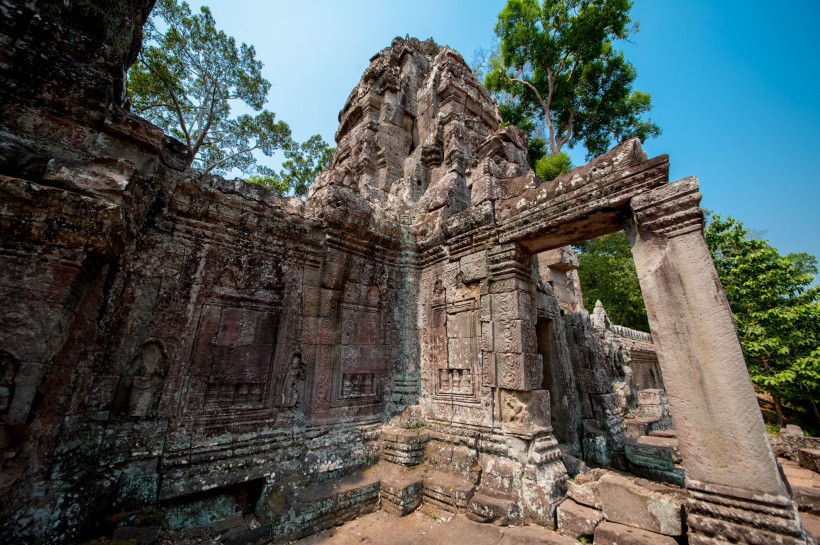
[626,177,806,544]
[486,243,542,393]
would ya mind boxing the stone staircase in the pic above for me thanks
[421,468,476,514]
[266,469,381,541]
[378,424,482,518]
[625,429,685,486]
[380,426,428,466]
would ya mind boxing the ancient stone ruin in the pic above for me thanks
[0,2,810,544]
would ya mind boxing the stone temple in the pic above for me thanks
[0,2,811,544]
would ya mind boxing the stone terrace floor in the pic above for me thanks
[294,510,580,545]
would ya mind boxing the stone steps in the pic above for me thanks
[421,469,476,513]
[365,462,424,516]
[380,425,429,467]
[269,469,381,540]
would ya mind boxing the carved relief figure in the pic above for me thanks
[504,393,529,425]
[609,341,637,412]
[112,341,167,418]
[278,353,306,409]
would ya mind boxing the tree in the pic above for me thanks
[705,215,820,424]
[128,0,331,187]
[245,135,334,198]
[574,231,648,331]
[485,0,660,178]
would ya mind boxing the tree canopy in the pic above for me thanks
[705,215,820,416]
[574,232,648,331]
[127,0,332,193]
[485,0,660,177]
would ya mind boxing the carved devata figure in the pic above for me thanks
[278,353,306,409]
[112,341,167,418]
[609,340,637,414]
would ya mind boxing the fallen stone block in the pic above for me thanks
[556,498,603,539]
[799,449,820,473]
[625,438,680,471]
[598,472,685,536]
[467,489,521,525]
[794,485,820,516]
[594,520,677,545]
[626,463,685,488]
[566,468,606,509]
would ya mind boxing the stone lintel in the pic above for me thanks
[496,140,669,253]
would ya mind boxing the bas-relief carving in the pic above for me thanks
[186,303,280,413]
[330,283,385,408]
[276,353,305,409]
[500,388,551,436]
[112,340,167,418]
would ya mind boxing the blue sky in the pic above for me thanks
[186,0,820,265]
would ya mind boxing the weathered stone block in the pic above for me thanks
[566,470,605,509]
[793,485,820,516]
[460,251,488,283]
[493,319,537,354]
[598,472,685,536]
[467,489,521,525]
[496,352,542,390]
[799,449,820,473]
[625,438,680,471]
[594,521,678,545]
[556,498,603,539]
[490,289,533,318]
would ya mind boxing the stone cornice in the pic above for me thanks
[630,176,704,239]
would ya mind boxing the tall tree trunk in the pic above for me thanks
[811,401,819,423]
[773,393,784,428]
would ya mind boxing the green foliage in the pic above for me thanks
[246,135,334,198]
[574,232,648,331]
[486,0,660,162]
[128,0,288,174]
[765,422,781,439]
[705,215,820,406]
[535,152,573,181]
[262,135,334,198]
[245,174,289,196]
[127,0,331,195]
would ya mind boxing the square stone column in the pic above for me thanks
[626,177,807,544]
[486,243,542,392]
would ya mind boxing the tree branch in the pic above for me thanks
[139,56,193,156]
[556,109,575,149]
[202,143,261,175]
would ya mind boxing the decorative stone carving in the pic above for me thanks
[277,353,306,409]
